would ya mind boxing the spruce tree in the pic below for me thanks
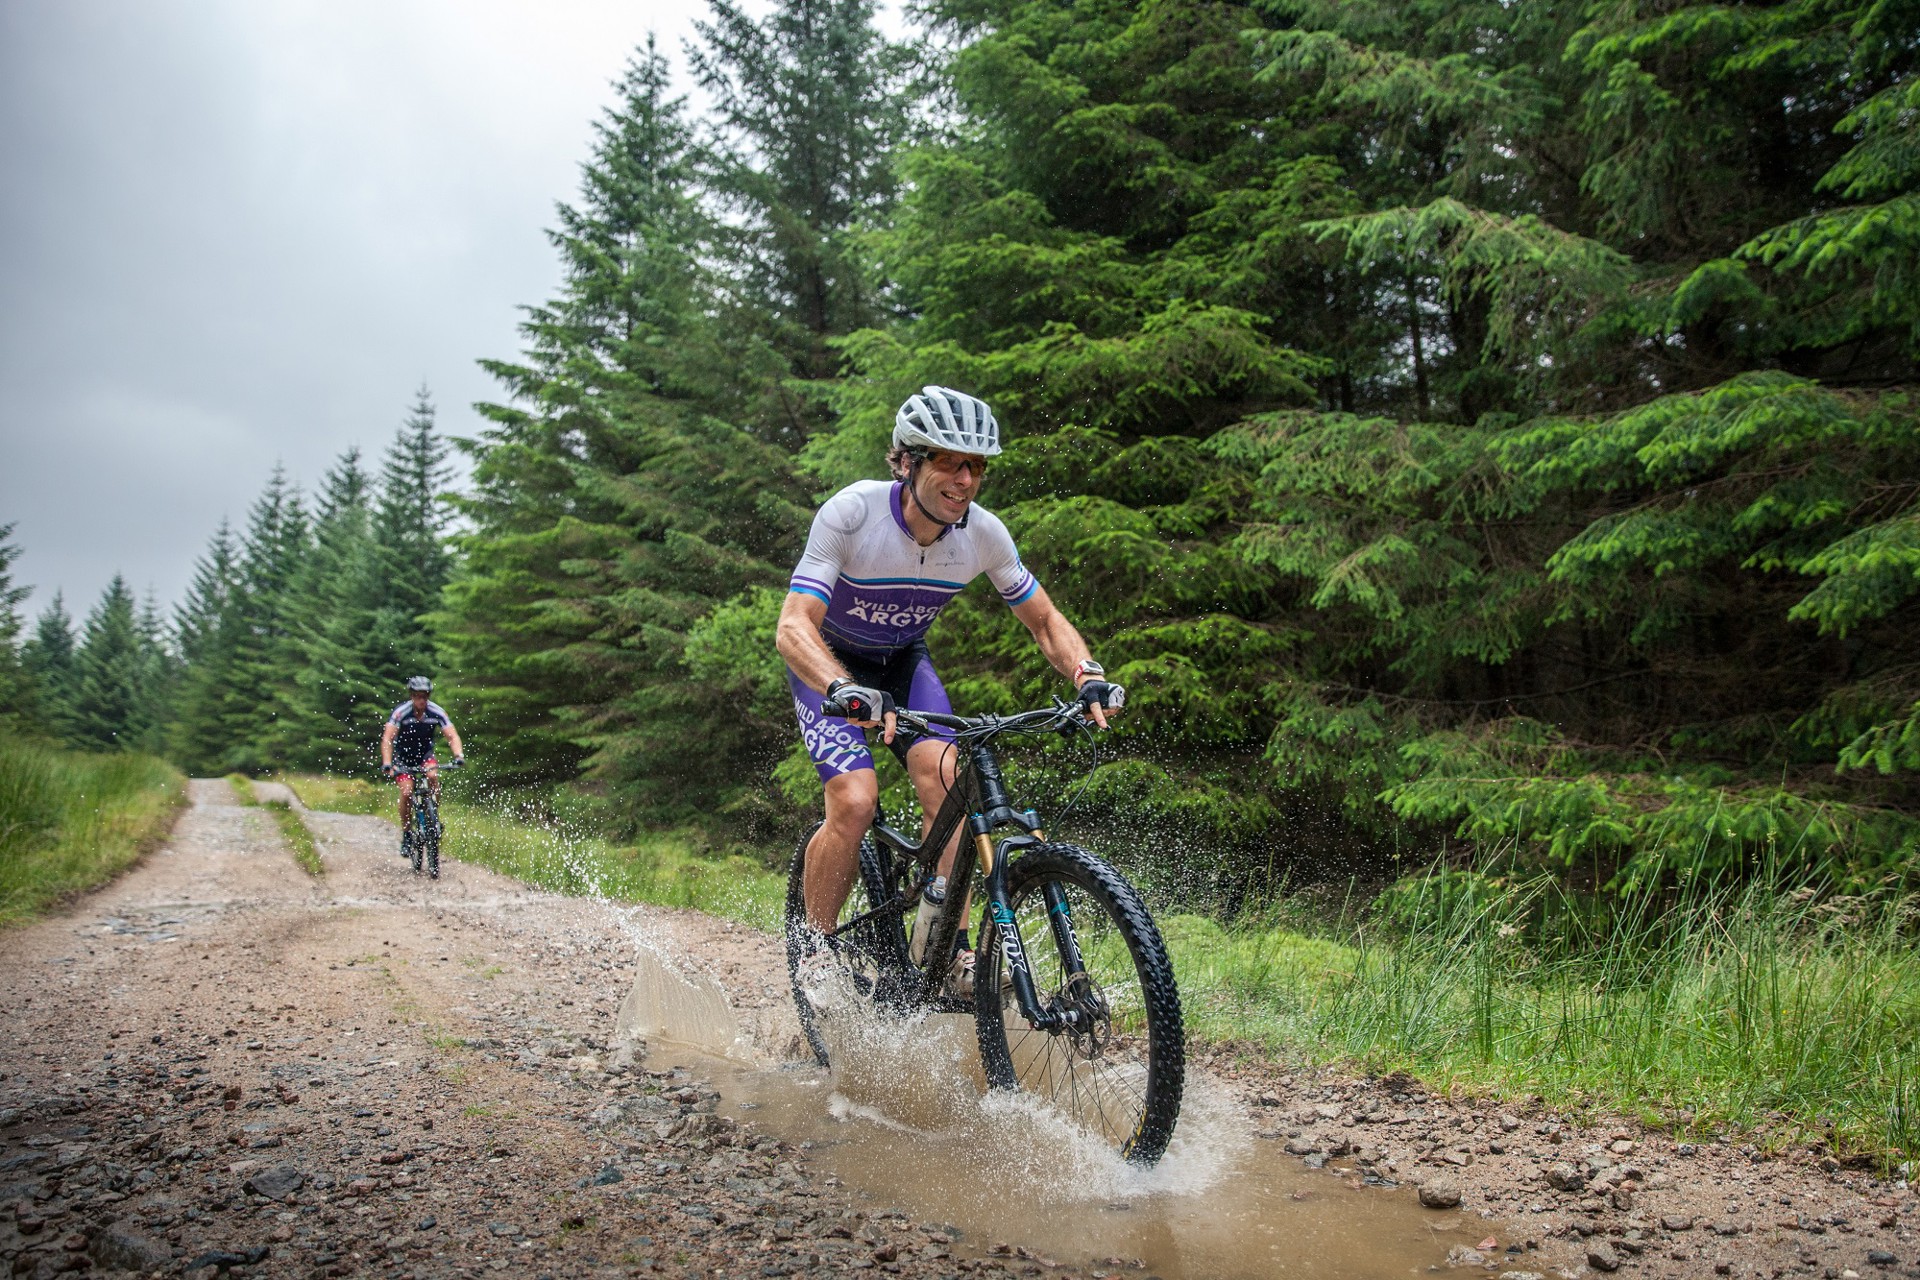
[214,469,311,775]
[0,525,31,728]
[21,592,79,743]
[284,449,393,773]
[688,0,915,404]
[794,0,1920,890]
[169,522,244,774]
[374,388,453,674]
[67,576,150,752]
[447,41,811,818]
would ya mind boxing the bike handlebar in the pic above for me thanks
[821,698,1106,740]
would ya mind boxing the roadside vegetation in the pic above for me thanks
[228,773,326,876]
[0,740,185,925]
[279,774,785,929]
[1170,869,1920,1168]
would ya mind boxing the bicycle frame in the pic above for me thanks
[838,737,1094,1032]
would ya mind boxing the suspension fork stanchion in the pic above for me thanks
[967,740,1063,1031]
[1042,880,1095,1006]
[979,822,1055,1029]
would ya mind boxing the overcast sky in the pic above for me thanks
[0,0,731,622]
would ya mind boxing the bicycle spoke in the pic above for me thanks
[976,845,1182,1161]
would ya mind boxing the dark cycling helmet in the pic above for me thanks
[406,676,432,693]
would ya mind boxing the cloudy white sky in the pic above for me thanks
[0,0,730,620]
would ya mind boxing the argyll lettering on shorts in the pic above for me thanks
[792,695,872,777]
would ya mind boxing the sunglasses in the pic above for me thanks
[925,451,990,479]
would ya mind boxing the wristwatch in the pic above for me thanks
[1073,659,1104,683]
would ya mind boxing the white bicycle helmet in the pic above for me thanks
[893,386,1002,457]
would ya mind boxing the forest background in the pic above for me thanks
[5,0,1918,910]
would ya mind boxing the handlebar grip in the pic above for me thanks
[822,696,850,718]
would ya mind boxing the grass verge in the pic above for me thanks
[277,774,785,929]
[0,740,187,926]
[263,801,325,877]
[277,773,386,816]
[1165,874,1920,1168]
[439,798,787,931]
[227,774,257,805]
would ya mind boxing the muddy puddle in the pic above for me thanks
[619,945,1505,1278]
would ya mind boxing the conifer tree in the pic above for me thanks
[0,525,32,728]
[131,589,178,755]
[447,41,811,818]
[283,449,393,773]
[21,592,79,743]
[795,0,1920,890]
[688,0,915,403]
[67,576,151,751]
[374,389,453,674]
[169,523,244,773]
[208,468,311,775]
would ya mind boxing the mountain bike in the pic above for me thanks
[784,699,1185,1165]
[400,760,461,879]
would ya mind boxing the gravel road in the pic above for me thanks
[0,781,1056,1280]
[3,780,1917,1280]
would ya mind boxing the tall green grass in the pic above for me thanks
[440,799,786,931]
[277,774,786,929]
[1169,871,1920,1165]
[0,740,187,925]
[277,773,387,816]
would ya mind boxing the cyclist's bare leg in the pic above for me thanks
[804,769,877,934]
[904,739,963,879]
[397,772,416,829]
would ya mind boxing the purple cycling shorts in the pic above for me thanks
[789,640,955,781]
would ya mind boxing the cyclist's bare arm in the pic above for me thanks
[380,721,397,768]
[443,722,465,759]
[775,591,898,743]
[1009,586,1111,728]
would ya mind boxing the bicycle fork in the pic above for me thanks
[965,746,1097,1035]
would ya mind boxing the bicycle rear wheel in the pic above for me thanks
[974,843,1184,1165]
[785,821,914,1067]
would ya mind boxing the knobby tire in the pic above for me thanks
[973,843,1184,1165]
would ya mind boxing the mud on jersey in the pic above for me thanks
[787,480,1038,654]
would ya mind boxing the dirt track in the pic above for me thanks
[3,780,1918,1280]
[0,780,1030,1280]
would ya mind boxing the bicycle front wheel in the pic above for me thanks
[974,843,1184,1165]
[785,822,914,1067]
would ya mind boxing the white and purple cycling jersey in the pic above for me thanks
[787,480,1040,779]
[788,480,1037,654]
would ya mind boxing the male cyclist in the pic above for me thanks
[776,386,1124,994]
[380,676,466,858]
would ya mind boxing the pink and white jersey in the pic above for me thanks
[788,480,1039,654]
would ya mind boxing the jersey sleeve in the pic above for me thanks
[789,485,866,605]
[974,509,1039,607]
[428,701,454,728]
